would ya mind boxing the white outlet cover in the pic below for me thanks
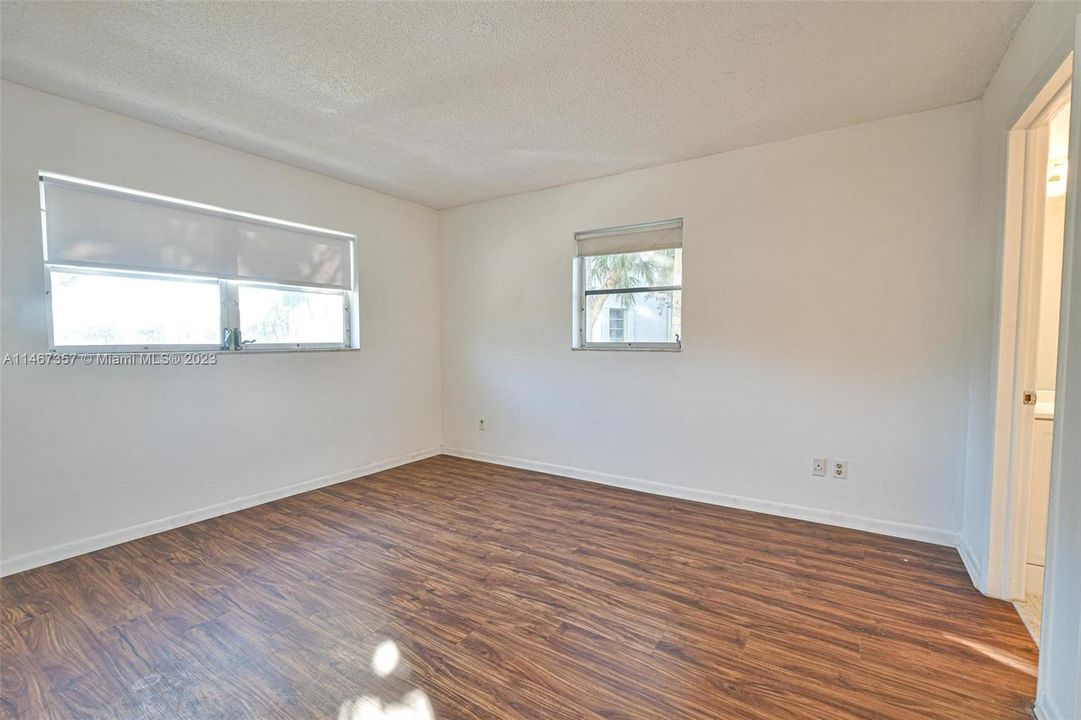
[833,460,848,479]
[812,458,827,477]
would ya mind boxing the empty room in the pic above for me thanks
[1,1,1080,719]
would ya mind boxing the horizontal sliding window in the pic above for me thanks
[574,219,683,350]
[41,173,357,352]
[238,284,346,347]
[49,268,221,348]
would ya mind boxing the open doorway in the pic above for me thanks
[1015,96,1069,644]
[991,56,1072,647]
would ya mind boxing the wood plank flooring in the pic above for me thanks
[1,455,1037,719]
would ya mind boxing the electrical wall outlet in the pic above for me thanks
[812,458,827,477]
[478,419,487,431]
[833,460,848,479]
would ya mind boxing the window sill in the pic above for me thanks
[218,347,359,356]
[572,344,682,352]
[48,347,359,356]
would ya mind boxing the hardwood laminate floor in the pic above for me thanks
[1,455,1037,719]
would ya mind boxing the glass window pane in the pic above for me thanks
[585,290,681,344]
[238,285,345,346]
[608,308,625,342]
[585,248,681,291]
[50,270,220,346]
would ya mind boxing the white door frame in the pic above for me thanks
[987,55,1072,602]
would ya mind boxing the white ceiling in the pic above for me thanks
[1,1,1031,209]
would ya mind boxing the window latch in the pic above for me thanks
[222,327,255,351]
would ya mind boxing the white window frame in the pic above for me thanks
[573,219,683,352]
[40,174,358,354]
[229,279,353,352]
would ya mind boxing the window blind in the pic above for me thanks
[41,173,355,290]
[575,218,682,257]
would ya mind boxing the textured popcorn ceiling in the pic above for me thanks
[1,1,1030,209]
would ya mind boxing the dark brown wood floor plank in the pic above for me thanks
[1,454,1037,719]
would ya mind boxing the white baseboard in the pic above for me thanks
[0,446,441,577]
[442,447,959,547]
[2,446,964,576]
[1034,693,1065,720]
[957,533,986,592]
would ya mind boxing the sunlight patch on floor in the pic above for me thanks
[372,639,401,678]
[941,634,1037,677]
[338,689,434,720]
[338,638,434,720]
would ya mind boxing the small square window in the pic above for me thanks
[608,308,626,342]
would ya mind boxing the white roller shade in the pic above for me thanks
[575,218,682,257]
[41,174,354,290]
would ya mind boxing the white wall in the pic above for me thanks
[0,81,443,573]
[440,102,979,544]
[1040,135,1080,719]
[1039,14,1081,719]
